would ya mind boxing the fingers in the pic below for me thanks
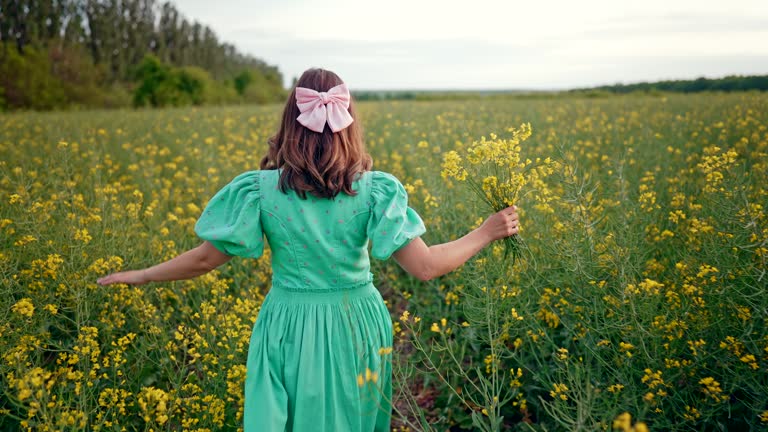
[501,206,519,220]
[503,206,521,237]
[98,270,148,286]
[506,220,520,236]
[484,205,522,240]
[97,273,124,285]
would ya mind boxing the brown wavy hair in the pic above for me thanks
[259,68,372,199]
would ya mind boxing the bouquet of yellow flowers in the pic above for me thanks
[441,123,554,264]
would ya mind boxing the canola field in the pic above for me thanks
[1,93,767,431]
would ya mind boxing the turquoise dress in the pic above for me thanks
[194,169,426,432]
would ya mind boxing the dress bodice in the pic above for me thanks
[194,169,426,291]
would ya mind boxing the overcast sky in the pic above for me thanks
[173,0,768,90]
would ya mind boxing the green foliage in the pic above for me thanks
[131,55,212,107]
[574,74,768,94]
[48,43,127,109]
[131,55,284,108]
[0,42,134,110]
[241,71,283,104]
[230,69,288,104]
[1,0,286,111]
[202,80,240,106]
[175,67,210,106]
[0,44,66,110]
[132,54,171,107]
[234,70,253,96]
[0,43,284,111]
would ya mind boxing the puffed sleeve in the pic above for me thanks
[367,171,427,260]
[194,171,264,258]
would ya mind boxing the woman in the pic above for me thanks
[98,67,520,431]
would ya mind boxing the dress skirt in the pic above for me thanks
[243,281,393,432]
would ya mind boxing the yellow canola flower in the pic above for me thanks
[12,298,35,318]
[74,228,92,244]
[357,367,379,387]
[619,342,635,357]
[482,176,498,199]
[613,412,632,431]
[550,383,568,401]
[365,367,378,384]
[13,235,37,247]
[430,318,451,334]
[399,310,410,322]
[440,151,467,181]
[612,412,648,431]
[760,410,768,422]
[699,377,728,403]
[555,347,568,361]
[137,387,169,425]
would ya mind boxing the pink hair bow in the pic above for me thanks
[295,83,354,133]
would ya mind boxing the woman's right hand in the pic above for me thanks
[393,204,520,281]
[480,205,520,241]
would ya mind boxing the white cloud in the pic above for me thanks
[172,0,768,89]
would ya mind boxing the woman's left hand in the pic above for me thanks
[97,270,149,286]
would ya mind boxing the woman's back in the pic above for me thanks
[194,169,426,291]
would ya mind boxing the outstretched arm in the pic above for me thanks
[97,241,233,285]
[392,205,520,281]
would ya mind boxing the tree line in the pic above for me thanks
[0,0,287,110]
[572,75,768,95]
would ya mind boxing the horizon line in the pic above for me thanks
[332,73,768,94]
